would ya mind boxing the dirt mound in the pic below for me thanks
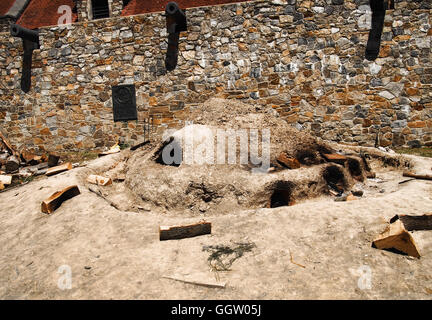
[186,98,333,164]
[121,98,371,215]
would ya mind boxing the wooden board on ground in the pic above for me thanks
[160,221,211,241]
[403,171,432,181]
[46,162,72,176]
[41,185,81,214]
[390,213,432,231]
[0,175,12,185]
[372,219,421,258]
[322,153,348,164]
[87,174,112,186]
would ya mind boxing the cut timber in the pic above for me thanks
[48,154,60,167]
[403,171,432,181]
[277,152,300,169]
[322,153,347,165]
[46,162,72,176]
[0,175,12,185]
[5,155,20,173]
[86,174,112,186]
[41,185,81,214]
[390,214,432,231]
[372,219,421,258]
[160,221,211,241]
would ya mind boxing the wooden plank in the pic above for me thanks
[372,220,421,258]
[159,221,211,241]
[403,171,432,181]
[322,153,348,164]
[41,185,81,214]
[46,162,72,176]
[86,174,112,186]
[390,213,432,231]
[0,175,12,185]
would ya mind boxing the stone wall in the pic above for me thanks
[0,0,431,154]
[0,17,14,33]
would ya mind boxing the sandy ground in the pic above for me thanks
[1,150,432,300]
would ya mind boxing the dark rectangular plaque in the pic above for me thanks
[112,84,137,122]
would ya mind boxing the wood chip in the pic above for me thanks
[372,219,421,258]
[86,174,112,186]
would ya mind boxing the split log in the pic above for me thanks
[160,221,211,241]
[372,219,421,258]
[86,174,112,186]
[277,152,300,169]
[322,153,348,165]
[41,185,81,214]
[46,162,72,176]
[403,171,432,181]
[48,153,60,167]
[0,175,12,185]
[5,155,20,173]
[390,214,432,231]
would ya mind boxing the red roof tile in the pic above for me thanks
[122,0,250,16]
[16,0,77,29]
[0,0,17,16]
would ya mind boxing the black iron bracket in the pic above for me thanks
[165,2,187,72]
[10,24,40,93]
